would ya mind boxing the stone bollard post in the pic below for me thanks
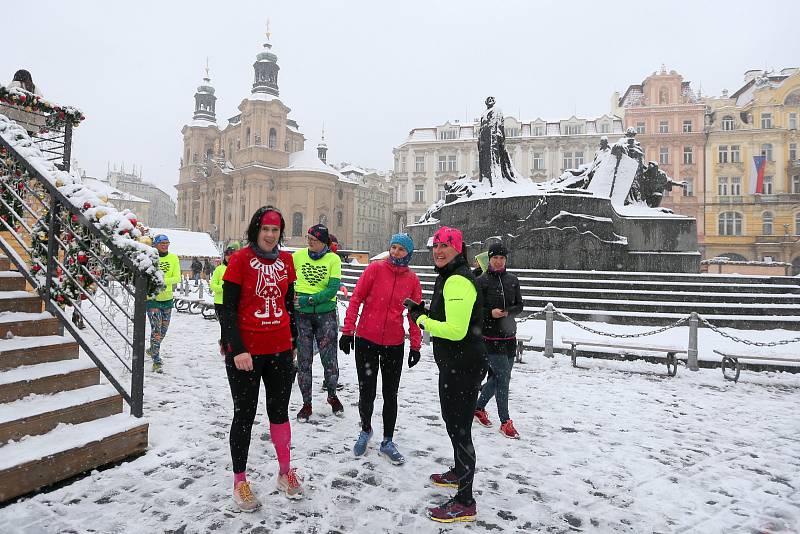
[198,283,204,299]
[688,312,699,371]
[544,302,554,358]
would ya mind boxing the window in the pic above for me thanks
[240,198,245,222]
[439,130,457,140]
[718,176,729,196]
[533,125,544,136]
[718,146,728,164]
[683,146,693,165]
[682,120,693,133]
[761,113,772,129]
[438,156,447,172]
[292,212,303,237]
[532,152,544,170]
[722,116,735,131]
[562,152,573,169]
[210,200,215,225]
[599,123,610,133]
[245,127,251,146]
[564,125,583,135]
[414,184,424,203]
[730,145,741,163]
[447,155,457,171]
[337,211,343,227]
[762,212,774,235]
[268,128,277,150]
[796,212,800,235]
[401,158,406,173]
[718,212,743,236]
[763,175,773,195]
[236,138,241,150]
[731,176,742,196]
[683,177,694,197]
[790,113,798,130]
[659,120,669,134]
[574,151,584,167]
[659,147,669,165]
[790,143,797,161]
[437,184,446,201]
[761,143,773,161]
[415,156,425,172]
[793,175,800,194]
[635,122,645,134]
[504,127,519,137]
[255,133,261,145]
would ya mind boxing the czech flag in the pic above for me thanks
[750,155,766,194]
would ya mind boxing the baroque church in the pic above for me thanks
[175,31,357,247]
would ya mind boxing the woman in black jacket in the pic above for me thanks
[473,242,523,439]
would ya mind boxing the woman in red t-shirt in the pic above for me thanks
[219,206,303,512]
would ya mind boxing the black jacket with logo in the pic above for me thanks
[476,269,523,346]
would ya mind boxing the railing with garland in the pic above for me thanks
[0,99,163,418]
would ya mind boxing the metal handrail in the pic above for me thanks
[0,125,148,417]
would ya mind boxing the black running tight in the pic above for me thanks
[354,337,404,437]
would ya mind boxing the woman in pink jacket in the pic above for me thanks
[339,233,422,465]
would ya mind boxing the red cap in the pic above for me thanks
[432,226,463,253]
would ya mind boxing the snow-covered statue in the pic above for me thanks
[630,161,686,208]
[478,96,517,187]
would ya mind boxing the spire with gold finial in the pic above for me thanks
[252,19,280,97]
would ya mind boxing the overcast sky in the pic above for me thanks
[5,0,799,197]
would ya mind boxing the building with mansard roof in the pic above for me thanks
[175,32,357,247]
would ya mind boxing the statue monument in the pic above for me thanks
[407,99,700,273]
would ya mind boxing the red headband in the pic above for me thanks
[260,210,282,227]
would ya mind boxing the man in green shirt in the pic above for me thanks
[146,234,181,373]
[293,224,343,420]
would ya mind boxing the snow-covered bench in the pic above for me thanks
[562,337,687,377]
[713,350,800,383]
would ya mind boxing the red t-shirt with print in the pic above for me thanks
[223,247,296,355]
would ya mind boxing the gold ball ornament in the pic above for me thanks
[137,236,153,246]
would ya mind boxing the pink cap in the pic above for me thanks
[432,226,463,253]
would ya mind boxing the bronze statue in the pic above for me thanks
[477,96,517,187]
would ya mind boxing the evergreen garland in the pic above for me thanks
[0,86,85,131]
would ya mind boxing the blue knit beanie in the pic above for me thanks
[388,233,414,266]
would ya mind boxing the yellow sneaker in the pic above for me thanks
[277,468,304,500]
[233,480,260,512]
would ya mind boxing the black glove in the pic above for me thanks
[408,349,421,368]
[339,334,355,355]
[404,299,428,325]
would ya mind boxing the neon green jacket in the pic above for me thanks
[293,248,341,314]
[210,263,226,305]
[416,275,477,341]
[150,252,181,302]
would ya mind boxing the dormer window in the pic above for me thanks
[564,124,583,135]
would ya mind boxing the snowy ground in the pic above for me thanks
[2,309,800,533]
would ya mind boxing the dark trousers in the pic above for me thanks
[225,350,294,473]
[436,350,487,505]
[355,337,404,437]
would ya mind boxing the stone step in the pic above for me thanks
[0,384,122,443]
[0,272,25,291]
[0,336,78,371]
[0,414,148,502]
[0,256,9,271]
[522,286,800,304]
[0,311,61,338]
[0,291,43,314]
[522,295,800,317]
[0,358,100,403]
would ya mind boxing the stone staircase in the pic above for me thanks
[341,264,800,330]
[0,255,148,502]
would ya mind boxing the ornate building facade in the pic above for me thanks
[338,164,393,253]
[703,68,800,270]
[108,168,178,228]
[619,67,707,252]
[175,33,357,247]
[390,113,624,228]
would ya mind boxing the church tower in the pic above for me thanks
[252,22,280,97]
[193,61,217,122]
[317,127,328,164]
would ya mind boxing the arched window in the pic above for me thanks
[245,127,251,146]
[718,212,743,236]
[210,200,216,225]
[269,128,278,150]
[336,211,343,227]
[292,212,303,237]
[796,212,800,235]
[762,211,773,235]
[721,116,735,131]
[761,143,773,161]
[206,148,212,161]
[659,87,668,105]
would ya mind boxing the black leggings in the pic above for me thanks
[355,337,404,437]
[436,351,487,505]
[225,350,295,473]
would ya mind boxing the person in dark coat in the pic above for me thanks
[473,242,524,439]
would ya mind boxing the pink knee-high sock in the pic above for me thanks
[270,422,292,475]
[233,471,246,487]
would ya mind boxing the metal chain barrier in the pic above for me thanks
[554,309,689,338]
[697,316,800,347]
